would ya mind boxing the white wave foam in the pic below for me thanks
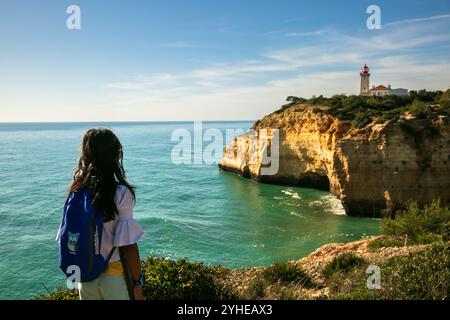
[290,211,306,219]
[281,189,293,196]
[281,188,301,200]
[322,194,346,215]
[307,195,346,215]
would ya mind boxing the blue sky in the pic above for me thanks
[1,0,450,122]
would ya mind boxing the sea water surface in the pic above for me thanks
[0,122,380,299]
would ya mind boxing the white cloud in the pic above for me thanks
[95,14,450,122]
[161,41,209,48]
[384,14,450,28]
[285,29,330,37]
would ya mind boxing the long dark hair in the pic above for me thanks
[69,128,135,221]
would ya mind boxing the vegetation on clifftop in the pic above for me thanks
[327,242,449,300]
[368,199,450,249]
[140,257,235,300]
[328,200,450,300]
[266,89,450,129]
[39,200,449,300]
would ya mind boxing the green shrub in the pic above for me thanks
[276,89,447,126]
[244,277,267,299]
[382,199,450,245]
[286,96,307,104]
[381,243,449,299]
[35,287,78,300]
[367,236,405,251]
[375,108,403,123]
[141,257,234,300]
[39,257,235,300]
[277,287,300,300]
[262,262,314,288]
[409,100,431,119]
[410,89,442,103]
[352,111,371,128]
[323,252,365,277]
[439,89,450,109]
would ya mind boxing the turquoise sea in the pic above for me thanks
[0,122,380,299]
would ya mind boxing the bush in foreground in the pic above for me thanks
[141,257,234,300]
[38,257,235,300]
[242,262,315,300]
[382,199,450,245]
[367,236,405,251]
[262,262,314,288]
[35,287,78,300]
[323,252,365,277]
[330,242,449,300]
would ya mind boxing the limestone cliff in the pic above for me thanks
[219,104,450,216]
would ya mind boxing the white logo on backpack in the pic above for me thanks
[67,232,80,255]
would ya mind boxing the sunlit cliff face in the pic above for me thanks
[220,105,450,217]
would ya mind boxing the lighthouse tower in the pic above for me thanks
[360,64,370,96]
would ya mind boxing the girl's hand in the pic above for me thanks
[133,285,144,300]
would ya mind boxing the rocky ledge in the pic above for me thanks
[219,104,450,216]
[224,235,432,299]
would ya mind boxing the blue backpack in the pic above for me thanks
[58,187,115,282]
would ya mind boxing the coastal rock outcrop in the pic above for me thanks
[225,235,432,299]
[219,105,450,216]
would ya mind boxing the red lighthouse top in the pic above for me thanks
[361,64,370,74]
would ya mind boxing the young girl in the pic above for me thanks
[63,128,144,300]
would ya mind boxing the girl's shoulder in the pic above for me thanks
[114,184,134,211]
[115,183,131,195]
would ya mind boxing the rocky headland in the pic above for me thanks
[219,103,450,216]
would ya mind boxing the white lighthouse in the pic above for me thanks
[360,64,370,96]
[358,64,408,97]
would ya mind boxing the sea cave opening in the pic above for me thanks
[296,172,330,191]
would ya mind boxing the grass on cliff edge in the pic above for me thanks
[261,262,314,287]
[368,199,450,250]
[322,252,365,278]
[243,262,317,300]
[326,242,449,300]
[325,200,450,300]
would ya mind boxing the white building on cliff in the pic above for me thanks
[359,64,408,97]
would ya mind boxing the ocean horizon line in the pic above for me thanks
[0,120,255,125]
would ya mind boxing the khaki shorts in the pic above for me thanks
[78,272,130,300]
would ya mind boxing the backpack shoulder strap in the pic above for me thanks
[105,247,116,264]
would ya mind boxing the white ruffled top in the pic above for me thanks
[57,184,144,263]
[103,185,144,262]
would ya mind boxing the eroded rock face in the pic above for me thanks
[219,105,450,216]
